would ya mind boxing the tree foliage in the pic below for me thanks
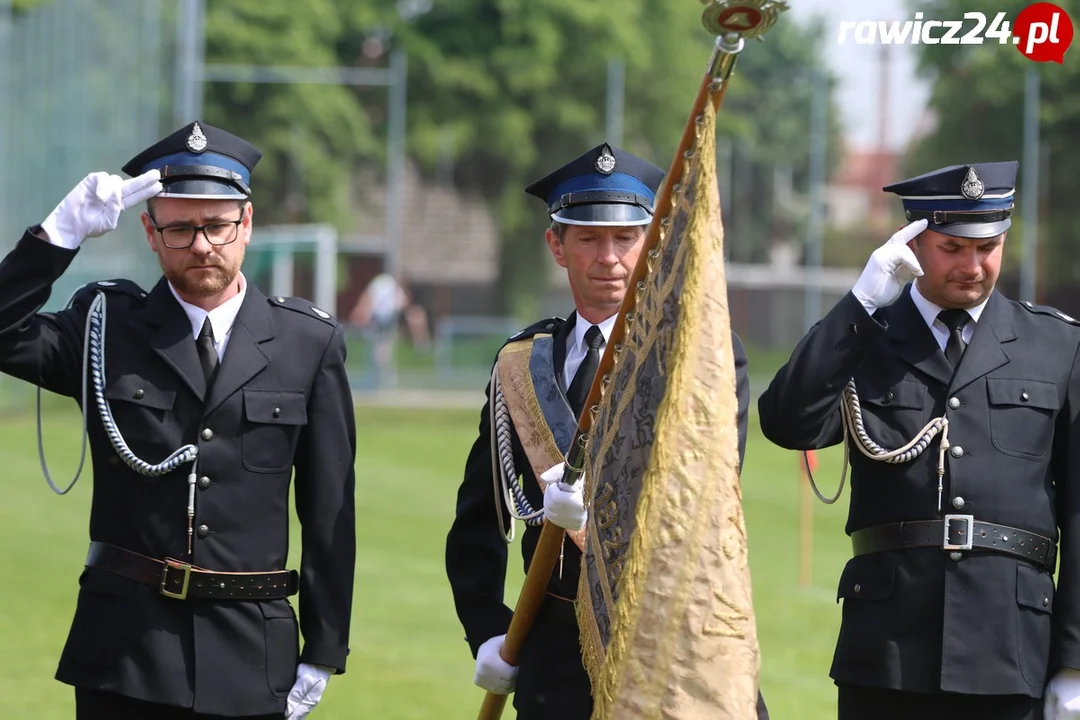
[201,0,379,230]
[11,1,841,310]
[11,0,48,11]
[386,1,841,310]
[39,0,847,312]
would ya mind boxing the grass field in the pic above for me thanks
[0,397,855,719]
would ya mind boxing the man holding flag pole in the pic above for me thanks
[444,140,762,718]
[447,2,788,718]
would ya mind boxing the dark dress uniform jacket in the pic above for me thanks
[444,312,752,693]
[0,232,357,716]
[757,286,1080,698]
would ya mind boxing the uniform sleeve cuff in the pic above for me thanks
[839,291,888,339]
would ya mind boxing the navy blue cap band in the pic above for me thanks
[547,171,655,207]
[901,197,1014,213]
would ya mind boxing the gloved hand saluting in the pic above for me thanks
[851,218,928,314]
[1045,668,1080,719]
[540,462,587,531]
[40,169,163,250]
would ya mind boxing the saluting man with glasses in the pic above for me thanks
[0,121,356,720]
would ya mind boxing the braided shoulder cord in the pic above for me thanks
[38,291,201,547]
[805,378,951,512]
[88,293,200,476]
[488,365,545,545]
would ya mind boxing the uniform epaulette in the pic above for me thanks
[267,295,338,326]
[1020,300,1080,326]
[506,316,565,343]
[79,279,148,300]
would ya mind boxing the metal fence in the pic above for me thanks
[0,0,170,308]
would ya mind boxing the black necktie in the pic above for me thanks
[938,309,970,368]
[197,317,219,383]
[566,325,604,417]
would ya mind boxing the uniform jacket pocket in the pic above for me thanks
[858,379,929,451]
[241,388,308,473]
[62,569,145,668]
[837,553,897,603]
[103,373,176,443]
[833,555,897,677]
[261,600,299,697]
[1016,562,1054,687]
[987,378,1057,460]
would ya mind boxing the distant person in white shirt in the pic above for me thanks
[349,272,409,387]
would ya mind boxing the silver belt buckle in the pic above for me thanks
[942,514,974,551]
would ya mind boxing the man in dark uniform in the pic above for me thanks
[0,121,356,719]
[757,161,1080,720]
[445,143,767,719]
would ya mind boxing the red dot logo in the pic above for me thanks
[1013,2,1074,63]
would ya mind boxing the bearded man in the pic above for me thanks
[0,121,356,720]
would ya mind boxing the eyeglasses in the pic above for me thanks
[149,214,244,249]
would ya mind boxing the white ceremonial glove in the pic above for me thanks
[39,169,162,250]
[474,634,518,694]
[285,663,333,719]
[540,462,587,531]
[851,218,929,314]
[1045,668,1080,719]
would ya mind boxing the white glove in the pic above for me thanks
[39,169,162,250]
[540,462,587,531]
[474,634,517,694]
[851,218,928,314]
[1045,668,1080,719]
[285,663,333,719]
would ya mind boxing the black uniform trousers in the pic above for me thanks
[837,683,1042,720]
[514,595,592,720]
[75,688,281,720]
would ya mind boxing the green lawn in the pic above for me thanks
[0,400,852,719]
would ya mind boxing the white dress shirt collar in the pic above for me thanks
[909,281,989,351]
[167,273,248,359]
[570,312,617,355]
[562,311,618,392]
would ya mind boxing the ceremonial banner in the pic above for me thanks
[577,98,759,720]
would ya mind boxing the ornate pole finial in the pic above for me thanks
[701,0,788,40]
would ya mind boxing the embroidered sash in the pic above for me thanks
[494,333,585,551]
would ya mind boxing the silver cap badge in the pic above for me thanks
[186,123,208,153]
[595,147,617,175]
[960,167,984,200]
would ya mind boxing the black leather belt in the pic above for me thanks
[85,541,299,601]
[851,516,1057,572]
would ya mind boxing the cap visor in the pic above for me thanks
[551,203,651,227]
[933,218,1011,239]
[158,178,248,201]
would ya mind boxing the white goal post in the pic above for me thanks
[247,224,339,317]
